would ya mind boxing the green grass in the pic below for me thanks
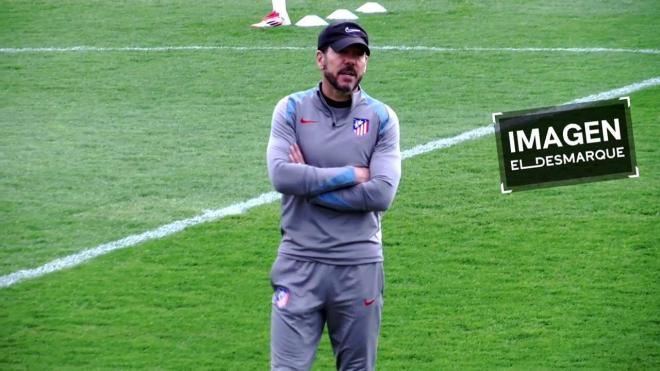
[1,0,659,369]
[2,0,659,275]
[2,49,658,273]
[1,86,657,369]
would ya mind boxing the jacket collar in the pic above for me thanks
[313,82,366,114]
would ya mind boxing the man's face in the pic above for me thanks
[317,45,369,94]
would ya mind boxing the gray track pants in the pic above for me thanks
[270,255,384,371]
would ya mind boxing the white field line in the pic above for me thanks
[1,45,659,54]
[0,192,282,288]
[1,76,659,288]
[401,76,660,159]
[376,46,660,55]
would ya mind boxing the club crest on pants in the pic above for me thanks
[273,287,290,308]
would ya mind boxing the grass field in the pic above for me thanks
[1,0,659,369]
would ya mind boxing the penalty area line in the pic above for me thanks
[1,76,659,288]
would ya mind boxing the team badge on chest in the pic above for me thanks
[353,118,370,137]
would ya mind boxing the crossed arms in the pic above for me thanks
[266,98,401,212]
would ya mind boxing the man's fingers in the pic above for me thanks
[291,144,306,164]
[289,145,298,163]
[289,144,306,164]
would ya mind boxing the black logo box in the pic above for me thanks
[493,97,638,193]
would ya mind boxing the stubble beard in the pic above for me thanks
[323,65,363,95]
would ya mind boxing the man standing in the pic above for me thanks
[266,22,401,370]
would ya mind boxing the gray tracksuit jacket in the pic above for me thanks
[267,83,401,265]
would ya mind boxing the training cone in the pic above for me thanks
[296,15,329,27]
[327,9,359,20]
[356,2,387,13]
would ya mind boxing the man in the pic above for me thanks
[266,22,401,370]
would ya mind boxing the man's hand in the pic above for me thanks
[289,143,306,164]
[354,167,370,183]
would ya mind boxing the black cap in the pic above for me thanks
[317,22,370,56]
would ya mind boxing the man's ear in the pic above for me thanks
[316,50,325,70]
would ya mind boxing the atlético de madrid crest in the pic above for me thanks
[353,118,370,136]
[273,287,290,309]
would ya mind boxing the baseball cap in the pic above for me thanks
[317,21,370,56]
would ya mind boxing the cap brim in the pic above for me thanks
[330,37,370,55]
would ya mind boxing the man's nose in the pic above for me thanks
[342,56,356,65]
[341,52,358,62]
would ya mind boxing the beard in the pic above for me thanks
[323,64,362,94]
